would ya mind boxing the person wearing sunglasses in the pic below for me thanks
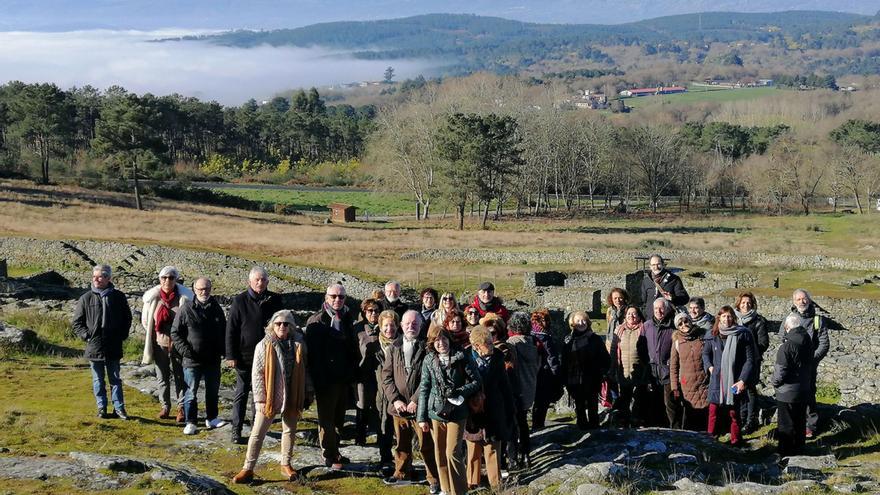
[305,283,359,470]
[233,310,312,484]
[226,266,282,444]
[463,305,481,331]
[432,292,459,328]
[669,312,710,432]
[141,265,193,423]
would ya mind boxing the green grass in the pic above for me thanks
[622,86,778,109]
[5,264,47,278]
[214,187,416,216]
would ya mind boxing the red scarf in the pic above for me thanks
[449,328,470,349]
[154,288,178,335]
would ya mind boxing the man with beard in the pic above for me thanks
[780,289,829,438]
[381,281,409,320]
[226,266,282,444]
[644,298,678,427]
[640,255,689,317]
[687,297,715,335]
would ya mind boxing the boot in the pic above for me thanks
[280,465,298,481]
[175,406,185,423]
[158,405,171,419]
[232,469,253,484]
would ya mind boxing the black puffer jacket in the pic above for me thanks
[780,304,829,364]
[225,289,282,368]
[740,313,769,385]
[171,297,227,368]
[72,286,132,361]
[467,348,515,442]
[772,326,813,403]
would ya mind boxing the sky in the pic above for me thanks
[0,30,436,105]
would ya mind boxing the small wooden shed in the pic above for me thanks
[328,203,357,223]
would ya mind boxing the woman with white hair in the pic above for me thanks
[142,266,193,421]
[233,310,312,484]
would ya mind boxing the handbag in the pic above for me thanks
[437,399,458,420]
[468,389,486,414]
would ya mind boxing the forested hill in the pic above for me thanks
[180,11,876,61]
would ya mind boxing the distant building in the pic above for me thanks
[328,203,357,223]
[619,86,687,97]
[571,89,608,110]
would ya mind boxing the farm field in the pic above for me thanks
[213,187,415,217]
[622,85,779,109]
[2,180,879,302]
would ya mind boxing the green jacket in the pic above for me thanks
[417,350,482,423]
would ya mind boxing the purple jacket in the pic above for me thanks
[644,316,675,385]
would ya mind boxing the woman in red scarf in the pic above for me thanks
[141,266,193,421]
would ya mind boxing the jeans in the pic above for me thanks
[90,360,124,411]
[182,365,221,424]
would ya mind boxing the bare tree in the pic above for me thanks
[620,125,685,213]
[828,143,878,214]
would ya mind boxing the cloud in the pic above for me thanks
[0,30,437,104]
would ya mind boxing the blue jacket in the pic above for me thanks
[702,328,755,405]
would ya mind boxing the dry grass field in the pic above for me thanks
[2,179,879,300]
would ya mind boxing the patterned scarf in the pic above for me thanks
[323,302,348,332]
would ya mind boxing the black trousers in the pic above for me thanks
[663,384,683,429]
[777,400,806,457]
[613,382,649,427]
[681,402,708,432]
[231,365,254,432]
[806,366,819,431]
[569,383,601,429]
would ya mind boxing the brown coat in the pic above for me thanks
[381,336,427,417]
[669,331,709,409]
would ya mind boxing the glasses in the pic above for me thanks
[160,276,175,280]
[441,296,453,301]
[327,294,345,299]
[365,308,379,313]
[677,321,689,327]
[467,311,479,316]
[194,287,210,292]
[274,321,291,327]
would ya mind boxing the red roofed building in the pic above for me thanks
[619,86,687,97]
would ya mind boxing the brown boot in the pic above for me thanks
[232,469,254,484]
[175,406,185,423]
[158,406,170,419]
[280,465,298,481]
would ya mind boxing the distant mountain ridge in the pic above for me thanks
[1,0,878,31]
[174,11,879,74]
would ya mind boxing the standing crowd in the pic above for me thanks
[73,254,830,493]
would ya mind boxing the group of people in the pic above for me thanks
[72,254,831,494]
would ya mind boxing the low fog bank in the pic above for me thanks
[0,30,438,104]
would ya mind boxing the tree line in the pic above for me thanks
[368,76,880,227]
[0,82,375,191]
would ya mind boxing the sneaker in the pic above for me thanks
[231,430,244,445]
[205,418,227,429]
[383,475,404,485]
[183,423,198,435]
[429,483,441,494]
[115,408,129,421]
[97,407,108,419]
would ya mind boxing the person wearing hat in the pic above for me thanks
[470,282,510,322]
[232,310,312,484]
[141,265,193,422]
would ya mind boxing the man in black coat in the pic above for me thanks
[780,288,829,437]
[640,254,689,317]
[305,283,359,469]
[772,314,814,456]
[225,266,282,444]
[380,280,409,319]
[172,277,227,435]
[72,264,133,420]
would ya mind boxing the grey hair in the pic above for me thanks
[385,280,401,291]
[650,254,665,264]
[194,276,212,287]
[248,266,268,280]
[265,309,299,335]
[326,283,346,296]
[158,266,179,279]
[784,314,801,331]
[653,297,673,311]
[402,309,423,324]
[92,264,112,278]
[508,311,531,335]
[792,288,812,302]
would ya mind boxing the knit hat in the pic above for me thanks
[673,312,692,328]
